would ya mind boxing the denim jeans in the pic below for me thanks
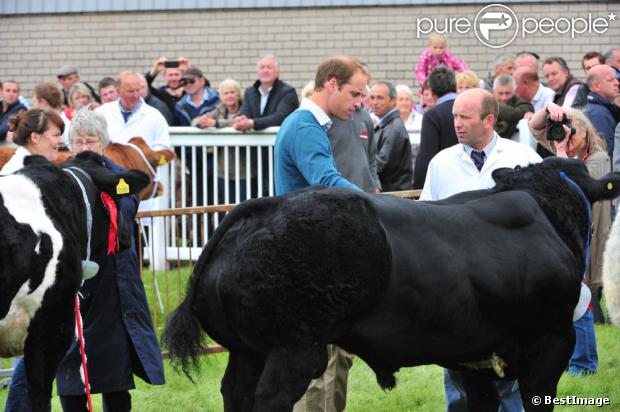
[444,368,523,412]
[569,309,598,375]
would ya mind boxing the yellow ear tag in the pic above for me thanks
[608,182,613,190]
[159,154,167,165]
[116,178,130,195]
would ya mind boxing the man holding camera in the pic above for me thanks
[420,89,540,412]
[145,56,189,123]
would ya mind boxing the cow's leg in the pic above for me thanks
[221,350,265,412]
[253,345,328,412]
[461,373,500,412]
[518,330,574,412]
[24,294,75,412]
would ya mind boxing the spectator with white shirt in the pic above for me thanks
[96,70,171,150]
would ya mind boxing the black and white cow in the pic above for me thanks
[163,156,620,412]
[0,152,148,411]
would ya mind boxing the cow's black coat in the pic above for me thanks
[0,152,148,411]
[164,157,620,412]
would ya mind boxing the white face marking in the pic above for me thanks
[0,174,63,356]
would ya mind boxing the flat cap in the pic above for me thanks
[57,65,78,78]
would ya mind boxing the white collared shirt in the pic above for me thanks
[259,86,272,115]
[531,84,555,112]
[299,98,332,130]
[95,98,171,150]
[420,133,542,201]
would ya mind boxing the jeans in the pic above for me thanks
[444,368,523,412]
[569,309,598,375]
[4,357,50,412]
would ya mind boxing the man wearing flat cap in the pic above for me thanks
[57,65,100,107]
[174,66,219,126]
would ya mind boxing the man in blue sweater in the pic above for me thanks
[584,64,619,157]
[275,56,368,195]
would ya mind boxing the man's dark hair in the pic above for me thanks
[543,56,570,72]
[426,65,456,97]
[315,56,365,91]
[581,52,605,70]
[98,77,117,92]
[374,81,396,99]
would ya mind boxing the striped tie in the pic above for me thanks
[471,150,486,171]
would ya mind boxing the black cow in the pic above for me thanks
[0,152,148,411]
[163,157,620,412]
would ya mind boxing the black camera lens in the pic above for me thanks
[548,123,566,141]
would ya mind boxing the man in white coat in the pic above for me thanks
[96,71,171,151]
[420,88,541,412]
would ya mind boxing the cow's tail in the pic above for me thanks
[161,294,204,383]
[603,212,620,326]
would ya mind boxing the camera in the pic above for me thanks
[164,60,180,68]
[546,114,575,141]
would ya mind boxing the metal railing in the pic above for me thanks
[144,126,421,269]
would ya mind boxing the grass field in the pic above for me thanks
[2,265,619,411]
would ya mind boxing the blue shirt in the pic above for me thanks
[274,100,360,195]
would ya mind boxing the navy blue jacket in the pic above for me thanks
[56,158,165,395]
[585,92,619,158]
[239,78,299,130]
[1,101,27,141]
[175,87,220,126]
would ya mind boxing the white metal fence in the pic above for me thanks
[145,126,421,268]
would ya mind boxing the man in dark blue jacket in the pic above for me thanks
[235,55,299,195]
[1,80,27,142]
[175,66,219,126]
[233,55,299,132]
[584,64,620,157]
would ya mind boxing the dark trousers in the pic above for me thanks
[60,392,131,412]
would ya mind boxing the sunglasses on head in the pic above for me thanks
[183,77,199,85]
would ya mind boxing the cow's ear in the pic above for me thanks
[155,149,176,165]
[592,171,620,202]
[491,167,514,182]
[110,170,151,197]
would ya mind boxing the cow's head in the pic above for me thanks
[104,137,176,200]
[492,157,620,271]
[57,151,150,254]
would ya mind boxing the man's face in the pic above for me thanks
[370,83,396,118]
[164,68,183,89]
[608,50,620,71]
[496,59,515,76]
[590,66,620,101]
[543,62,569,93]
[1,82,20,106]
[137,77,149,99]
[582,57,602,75]
[100,85,118,103]
[183,76,205,95]
[514,74,535,102]
[327,71,367,121]
[118,75,142,111]
[452,96,490,149]
[58,73,79,92]
[493,83,515,105]
[257,58,279,86]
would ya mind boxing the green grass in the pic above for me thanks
[2,266,620,411]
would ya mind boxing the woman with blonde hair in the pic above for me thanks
[62,82,94,122]
[529,103,609,375]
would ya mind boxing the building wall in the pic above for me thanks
[1,3,618,100]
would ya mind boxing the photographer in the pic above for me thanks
[529,102,610,374]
